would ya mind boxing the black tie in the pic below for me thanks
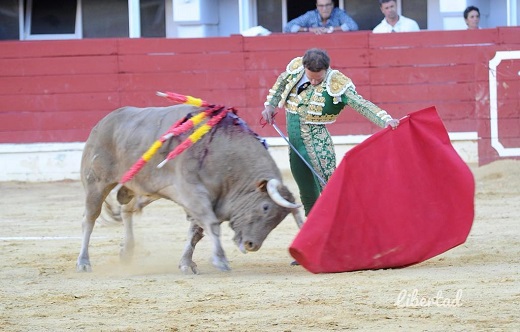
[297,82,310,94]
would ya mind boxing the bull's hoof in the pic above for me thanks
[180,265,200,275]
[179,261,199,275]
[76,263,92,272]
[119,242,134,264]
[119,249,134,264]
[215,265,231,272]
[212,258,231,272]
[290,260,300,266]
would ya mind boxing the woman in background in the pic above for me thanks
[464,6,481,30]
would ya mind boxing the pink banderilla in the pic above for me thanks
[114,95,216,192]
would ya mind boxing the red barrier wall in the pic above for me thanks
[0,28,519,165]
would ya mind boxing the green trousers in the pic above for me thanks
[286,112,336,215]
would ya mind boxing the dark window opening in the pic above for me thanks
[345,0,381,30]
[30,0,77,35]
[141,0,165,37]
[258,0,283,33]
[82,0,128,38]
[402,0,427,30]
[0,0,19,40]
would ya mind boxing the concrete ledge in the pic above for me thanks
[0,132,478,182]
[0,142,85,182]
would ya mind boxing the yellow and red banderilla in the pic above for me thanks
[114,92,224,191]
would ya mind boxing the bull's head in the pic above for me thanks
[230,179,303,254]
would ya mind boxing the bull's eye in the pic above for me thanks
[262,203,269,212]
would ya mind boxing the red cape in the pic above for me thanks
[289,107,475,273]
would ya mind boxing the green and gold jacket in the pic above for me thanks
[264,57,392,127]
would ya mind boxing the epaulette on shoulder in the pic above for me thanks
[286,57,304,75]
[326,70,354,97]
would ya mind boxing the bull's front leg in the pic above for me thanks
[179,220,230,273]
[119,204,135,263]
[206,222,230,272]
[179,220,204,274]
[178,190,230,273]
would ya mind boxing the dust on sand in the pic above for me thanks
[0,160,519,331]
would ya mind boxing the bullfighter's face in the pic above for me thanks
[305,68,327,86]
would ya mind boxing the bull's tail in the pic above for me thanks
[96,192,123,226]
[96,189,154,227]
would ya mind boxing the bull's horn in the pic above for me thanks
[266,179,301,209]
[292,208,304,229]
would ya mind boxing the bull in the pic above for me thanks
[76,105,303,274]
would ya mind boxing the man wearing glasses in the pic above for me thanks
[283,0,358,34]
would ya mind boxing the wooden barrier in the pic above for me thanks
[0,28,519,165]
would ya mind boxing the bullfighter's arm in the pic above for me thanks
[342,87,393,128]
[264,72,291,109]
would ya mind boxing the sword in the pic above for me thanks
[271,122,326,186]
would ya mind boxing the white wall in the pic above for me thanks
[0,143,85,182]
[0,134,478,182]
[171,0,220,37]
[487,0,507,27]
[219,0,240,36]
[428,0,465,30]
[168,0,241,37]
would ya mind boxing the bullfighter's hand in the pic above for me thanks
[385,118,399,130]
[262,106,276,125]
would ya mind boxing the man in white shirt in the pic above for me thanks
[373,0,419,33]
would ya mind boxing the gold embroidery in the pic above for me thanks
[285,86,304,113]
[284,82,341,123]
[304,113,339,124]
[286,101,299,113]
[300,123,335,189]
[326,70,354,97]
[286,57,304,74]
[308,103,322,113]
[278,70,304,108]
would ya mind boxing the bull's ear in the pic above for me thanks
[256,180,268,192]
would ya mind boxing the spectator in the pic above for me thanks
[373,0,419,33]
[464,6,481,30]
[283,0,358,34]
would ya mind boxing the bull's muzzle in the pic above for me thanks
[244,241,260,252]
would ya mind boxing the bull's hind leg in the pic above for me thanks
[179,215,204,274]
[118,201,136,264]
[77,185,112,272]
[116,187,159,264]
[118,192,157,264]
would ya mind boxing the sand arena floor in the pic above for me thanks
[0,160,519,331]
